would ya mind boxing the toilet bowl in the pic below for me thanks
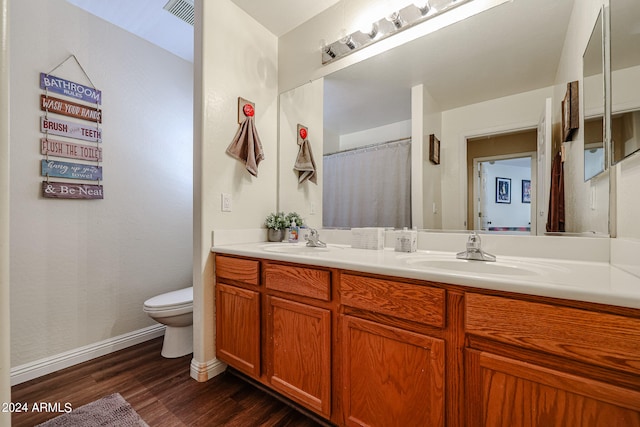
[143,286,193,358]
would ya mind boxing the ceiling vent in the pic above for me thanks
[163,0,194,26]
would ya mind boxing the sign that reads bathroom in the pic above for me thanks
[40,95,102,123]
[40,73,102,105]
[42,181,103,199]
[41,138,102,162]
[41,159,102,181]
[40,116,102,143]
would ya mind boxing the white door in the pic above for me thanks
[474,161,489,230]
[537,98,553,235]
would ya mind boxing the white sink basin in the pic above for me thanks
[404,257,547,277]
[261,243,336,255]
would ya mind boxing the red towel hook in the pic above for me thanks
[299,127,308,140]
[243,103,255,117]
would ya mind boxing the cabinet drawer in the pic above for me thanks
[264,263,331,301]
[215,255,260,286]
[340,273,446,328]
[466,293,640,376]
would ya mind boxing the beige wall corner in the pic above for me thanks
[1,0,11,423]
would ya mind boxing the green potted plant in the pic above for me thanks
[265,212,287,242]
[285,212,304,228]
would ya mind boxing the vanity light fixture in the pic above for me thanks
[321,0,471,64]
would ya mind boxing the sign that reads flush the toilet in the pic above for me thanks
[42,181,104,199]
[41,138,102,162]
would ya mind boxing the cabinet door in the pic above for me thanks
[342,315,445,427]
[466,349,640,427]
[216,283,260,377]
[267,296,331,417]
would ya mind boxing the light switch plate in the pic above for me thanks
[221,193,232,212]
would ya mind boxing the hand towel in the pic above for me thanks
[546,151,565,232]
[226,116,264,177]
[293,139,317,184]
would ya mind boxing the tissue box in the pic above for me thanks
[351,227,385,250]
[394,228,417,252]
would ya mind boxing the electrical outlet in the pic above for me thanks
[310,202,316,215]
[221,193,232,212]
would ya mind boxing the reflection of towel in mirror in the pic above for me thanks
[226,116,264,177]
[294,139,317,184]
[546,152,565,232]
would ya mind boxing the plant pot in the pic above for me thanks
[267,229,285,242]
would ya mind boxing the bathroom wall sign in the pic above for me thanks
[42,181,104,199]
[41,138,102,162]
[41,159,102,181]
[39,73,102,105]
[40,94,102,123]
[40,116,102,143]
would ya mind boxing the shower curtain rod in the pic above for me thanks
[323,137,411,157]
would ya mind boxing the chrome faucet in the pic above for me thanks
[456,232,496,262]
[305,228,327,248]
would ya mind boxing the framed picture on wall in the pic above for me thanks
[429,134,440,165]
[562,81,579,142]
[496,177,511,204]
[522,179,531,203]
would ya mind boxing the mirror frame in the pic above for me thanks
[582,8,606,182]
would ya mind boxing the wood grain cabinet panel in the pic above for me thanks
[267,296,332,417]
[215,283,260,377]
[264,263,331,301]
[466,293,640,375]
[466,349,640,427]
[215,255,260,286]
[341,273,445,327]
[342,315,445,427]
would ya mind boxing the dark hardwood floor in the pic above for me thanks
[11,337,326,426]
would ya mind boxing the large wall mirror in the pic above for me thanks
[279,0,610,236]
[611,0,640,165]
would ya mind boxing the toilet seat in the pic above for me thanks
[143,286,192,313]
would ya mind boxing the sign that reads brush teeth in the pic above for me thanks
[40,72,102,105]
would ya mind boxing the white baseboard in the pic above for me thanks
[10,324,165,386]
[190,357,226,382]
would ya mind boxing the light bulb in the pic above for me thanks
[413,1,431,15]
[340,34,357,50]
[386,11,404,29]
[359,22,379,39]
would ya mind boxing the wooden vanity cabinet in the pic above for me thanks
[464,293,640,427]
[215,255,261,378]
[339,273,450,427]
[264,262,333,418]
[215,254,640,427]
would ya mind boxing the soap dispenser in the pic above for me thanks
[288,220,299,243]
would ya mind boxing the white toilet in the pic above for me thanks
[143,286,193,358]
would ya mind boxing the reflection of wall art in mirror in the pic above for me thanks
[496,177,511,204]
[522,180,531,204]
[562,81,579,142]
[429,134,440,165]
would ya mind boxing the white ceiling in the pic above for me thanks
[65,0,341,62]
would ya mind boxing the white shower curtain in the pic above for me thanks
[323,139,411,228]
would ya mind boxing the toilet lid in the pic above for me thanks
[144,286,192,309]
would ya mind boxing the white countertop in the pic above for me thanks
[211,241,640,310]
